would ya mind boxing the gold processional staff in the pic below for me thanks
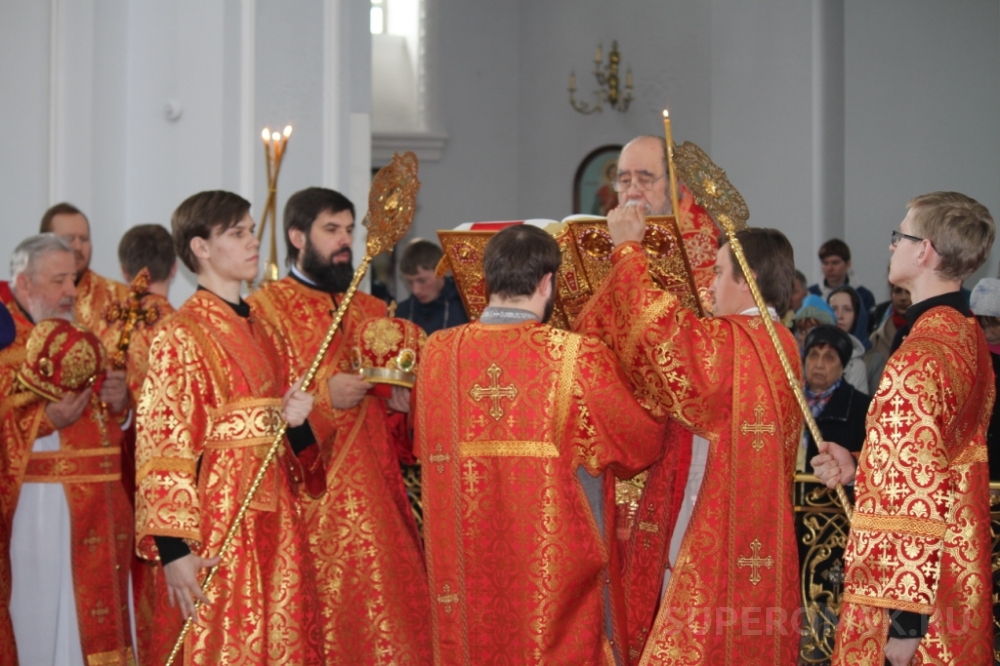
[666,127,853,523]
[165,151,421,665]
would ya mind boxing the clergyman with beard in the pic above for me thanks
[411,224,664,663]
[0,233,134,663]
[247,187,433,663]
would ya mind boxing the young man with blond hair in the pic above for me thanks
[813,191,996,666]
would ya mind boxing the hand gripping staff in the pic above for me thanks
[671,140,853,523]
[165,151,421,665]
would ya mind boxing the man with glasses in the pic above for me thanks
[599,136,727,659]
[813,192,995,666]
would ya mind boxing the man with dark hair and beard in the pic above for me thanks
[248,187,432,664]
[412,224,663,664]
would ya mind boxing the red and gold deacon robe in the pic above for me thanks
[577,242,803,666]
[413,319,664,665]
[249,277,432,665]
[832,305,995,665]
[0,291,134,666]
[118,291,174,664]
[135,290,321,666]
[73,268,129,344]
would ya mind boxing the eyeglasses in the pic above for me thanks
[612,172,666,193]
[890,229,927,247]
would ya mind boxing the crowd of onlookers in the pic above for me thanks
[787,237,1000,480]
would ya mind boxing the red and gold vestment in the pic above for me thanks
[577,242,803,666]
[118,291,174,664]
[73,268,129,344]
[832,305,995,665]
[0,289,135,666]
[249,277,431,665]
[413,319,664,665]
[135,289,321,665]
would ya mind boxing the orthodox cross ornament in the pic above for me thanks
[428,443,451,474]
[737,539,774,586]
[469,363,518,421]
[437,584,459,615]
[741,404,776,452]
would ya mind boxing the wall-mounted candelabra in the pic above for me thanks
[569,40,633,114]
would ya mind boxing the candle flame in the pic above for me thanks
[283,125,293,137]
[261,128,270,141]
[663,109,669,119]
[271,131,281,142]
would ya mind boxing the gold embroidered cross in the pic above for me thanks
[885,394,916,443]
[737,539,773,586]
[462,459,483,495]
[428,444,451,474]
[99,457,114,473]
[469,363,518,421]
[437,584,459,614]
[741,405,775,451]
[343,488,361,521]
[91,600,110,623]
[83,529,102,553]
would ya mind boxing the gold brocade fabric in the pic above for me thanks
[135,290,321,665]
[74,269,129,346]
[249,277,432,665]
[413,320,664,665]
[574,243,804,666]
[0,289,134,666]
[833,306,996,665]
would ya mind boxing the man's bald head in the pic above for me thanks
[616,136,671,215]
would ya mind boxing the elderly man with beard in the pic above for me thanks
[594,136,727,660]
[0,234,134,665]
[248,187,432,664]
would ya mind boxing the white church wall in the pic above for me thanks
[706,0,815,289]
[0,0,371,308]
[401,0,520,245]
[0,1,53,248]
[845,0,1000,301]
[514,0,712,223]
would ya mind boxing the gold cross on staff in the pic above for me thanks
[740,404,776,452]
[104,267,162,370]
[469,363,518,421]
[737,538,774,586]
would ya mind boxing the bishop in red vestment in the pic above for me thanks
[577,208,804,665]
[414,225,664,665]
[603,136,725,661]
[814,192,996,666]
[249,187,431,664]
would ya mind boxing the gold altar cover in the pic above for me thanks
[249,277,432,665]
[413,319,664,665]
[0,287,135,666]
[575,243,803,666]
[135,290,321,665]
[437,215,703,329]
[833,306,995,665]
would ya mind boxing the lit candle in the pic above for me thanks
[663,110,680,218]
[595,44,603,64]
